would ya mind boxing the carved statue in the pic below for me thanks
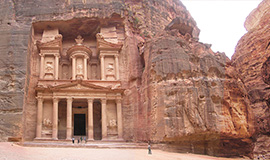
[109,119,117,127]
[106,63,114,74]
[45,62,54,73]
[43,118,52,129]
[75,35,84,45]
[77,64,83,74]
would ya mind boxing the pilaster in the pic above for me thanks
[66,97,73,140]
[101,98,107,140]
[35,96,44,139]
[39,54,45,79]
[87,99,94,141]
[116,99,123,139]
[100,55,105,80]
[52,97,59,140]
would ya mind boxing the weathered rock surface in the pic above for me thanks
[0,0,266,158]
[137,27,252,156]
[232,0,270,158]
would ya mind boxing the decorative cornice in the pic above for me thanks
[96,33,123,52]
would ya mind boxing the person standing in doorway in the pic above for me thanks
[72,137,75,144]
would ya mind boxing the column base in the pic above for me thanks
[52,138,58,140]
[34,137,43,140]
[87,138,94,141]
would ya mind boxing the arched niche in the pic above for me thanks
[66,36,92,80]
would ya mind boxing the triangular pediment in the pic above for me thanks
[53,81,110,91]
[35,80,124,93]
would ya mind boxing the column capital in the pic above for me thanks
[39,53,45,57]
[54,53,60,58]
[116,99,121,104]
[101,98,107,103]
[66,97,73,102]
[53,97,59,102]
[114,54,119,58]
[99,54,105,59]
[71,55,76,59]
[36,96,44,103]
[36,96,43,99]
[87,98,94,103]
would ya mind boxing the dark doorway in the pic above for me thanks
[93,102,102,140]
[74,114,86,136]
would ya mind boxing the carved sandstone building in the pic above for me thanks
[1,0,269,158]
[33,26,124,141]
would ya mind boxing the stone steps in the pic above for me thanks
[19,141,161,149]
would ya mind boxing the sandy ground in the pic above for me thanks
[0,142,244,160]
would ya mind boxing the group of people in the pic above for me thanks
[71,137,87,144]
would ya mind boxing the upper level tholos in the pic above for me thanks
[34,19,124,82]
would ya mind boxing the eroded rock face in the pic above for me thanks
[232,0,270,158]
[0,0,260,158]
[136,28,252,157]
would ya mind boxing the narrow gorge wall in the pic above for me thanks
[0,0,266,158]
[232,0,270,158]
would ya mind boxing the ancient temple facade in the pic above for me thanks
[33,24,124,141]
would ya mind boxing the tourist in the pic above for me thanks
[72,137,75,144]
[148,141,152,155]
[84,137,87,144]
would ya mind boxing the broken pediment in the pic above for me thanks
[36,34,63,52]
[96,33,123,52]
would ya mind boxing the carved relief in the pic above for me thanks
[45,62,54,73]
[43,118,52,129]
[75,35,84,45]
[106,63,114,74]
[109,119,117,127]
[77,64,83,74]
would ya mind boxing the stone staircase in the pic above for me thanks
[19,141,161,149]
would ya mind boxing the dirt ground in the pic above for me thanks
[0,142,245,160]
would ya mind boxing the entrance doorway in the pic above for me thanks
[74,114,86,136]
[93,101,102,140]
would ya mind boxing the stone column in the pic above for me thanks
[36,97,44,139]
[116,99,123,139]
[115,55,120,80]
[101,99,107,140]
[100,55,105,80]
[39,54,45,79]
[54,54,59,80]
[87,99,94,141]
[66,97,73,140]
[72,56,76,80]
[52,97,59,140]
[83,56,88,80]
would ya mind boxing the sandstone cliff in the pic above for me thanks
[233,0,270,158]
[0,0,262,158]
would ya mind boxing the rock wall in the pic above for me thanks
[0,0,196,142]
[138,28,252,156]
[232,0,270,158]
[0,0,263,158]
